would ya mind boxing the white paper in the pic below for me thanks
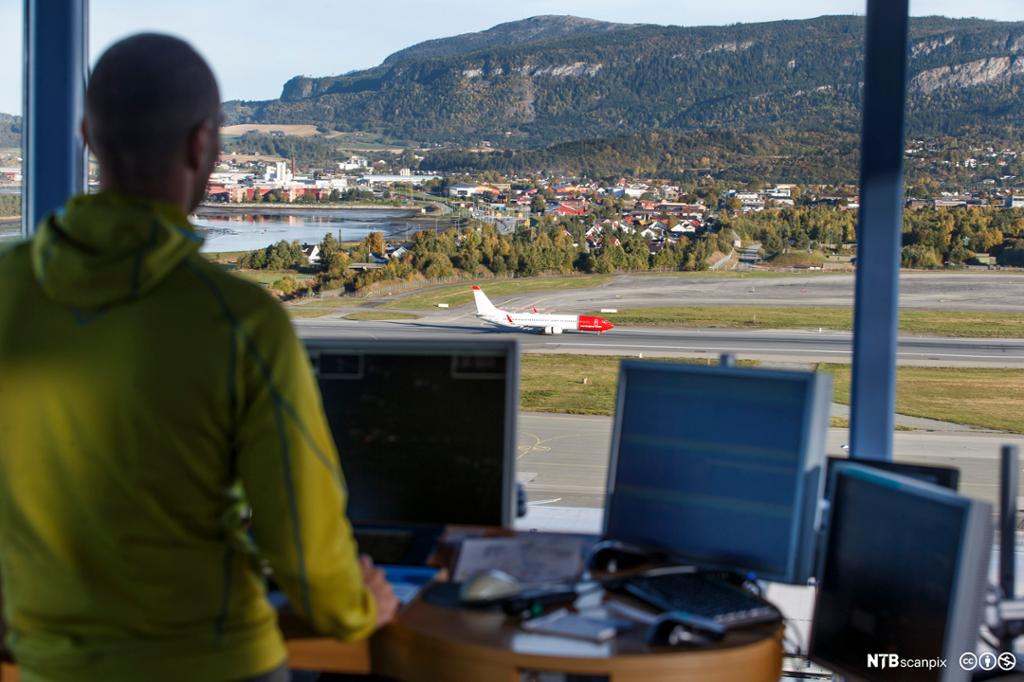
[453,536,586,584]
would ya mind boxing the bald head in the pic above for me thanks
[85,34,221,209]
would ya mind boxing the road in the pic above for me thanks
[515,412,1024,513]
[294,319,1024,367]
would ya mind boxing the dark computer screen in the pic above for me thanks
[308,341,516,527]
[604,361,828,583]
[810,469,967,681]
[826,456,960,499]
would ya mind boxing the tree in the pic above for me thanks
[318,233,349,276]
[271,276,301,296]
[530,194,547,214]
[365,232,386,258]
[901,244,942,269]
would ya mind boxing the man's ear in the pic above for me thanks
[186,119,213,172]
[80,118,92,151]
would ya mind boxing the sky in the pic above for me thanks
[1,0,1024,114]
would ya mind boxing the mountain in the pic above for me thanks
[223,14,1024,147]
[0,113,21,148]
[383,15,633,64]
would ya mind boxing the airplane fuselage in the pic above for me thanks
[472,285,614,334]
[476,311,612,334]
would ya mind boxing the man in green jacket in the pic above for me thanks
[0,34,397,682]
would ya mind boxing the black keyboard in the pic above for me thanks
[353,525,443,566]
[621,571,781,636]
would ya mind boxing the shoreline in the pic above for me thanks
[196,203,424,216]
[194,203,456,229]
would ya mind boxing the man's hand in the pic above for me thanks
[360,555,399,628]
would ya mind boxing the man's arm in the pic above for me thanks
[233,309,392,639]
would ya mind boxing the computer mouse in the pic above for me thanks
[459,569,523,604]
[645,613,721,647]
[586,541,656,573]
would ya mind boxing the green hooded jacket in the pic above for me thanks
[0,192,375,682]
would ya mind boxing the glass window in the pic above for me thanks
[84,2,1023,535]
[0,1,22,240]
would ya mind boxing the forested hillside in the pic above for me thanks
[420,129,862,183]
[224,15,1024,146]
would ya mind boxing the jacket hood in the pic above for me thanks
[31,192,203,310]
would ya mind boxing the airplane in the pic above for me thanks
[472,285,614,335]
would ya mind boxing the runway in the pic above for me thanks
[390,272,1024,312]
[294,319,1024,367]
[514,412,1024,513]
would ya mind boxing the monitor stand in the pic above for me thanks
[976,445,1024,680]
[585,539,667,574]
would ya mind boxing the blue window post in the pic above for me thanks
[849,0,910,461]
[22,0,89,237]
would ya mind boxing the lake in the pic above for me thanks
[192,207,427,253]
[0,206,432,251]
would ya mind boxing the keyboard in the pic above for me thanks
[353,525,442,566]
[620,571,781,636]
[354,527,416,565]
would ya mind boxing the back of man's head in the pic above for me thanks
[85,33,220,188]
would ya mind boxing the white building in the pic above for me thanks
[361,174,440,187]
[448,183,495,198]
[264,161,292,186]
[0,167,23,183]
[301,244,321,265]
[338,156,368,171]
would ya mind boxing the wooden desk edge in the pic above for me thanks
[284,637,371,673]
[0,627,781,682]
[373,621,784,682]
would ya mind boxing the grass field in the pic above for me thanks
[286,308,337,319]
[221,124,323,137]
[768,250,826,267]
[235,270,315,286]
[283,297,367,319]
[204,251,250,264]
[521,354,1024,433]
[596,306,1024,338]
[345,311,421,321]
[520,354,756,415]
[821,364,1024,434]
[382,275,614,310]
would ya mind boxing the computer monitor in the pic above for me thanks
[305,338,518,527]
[825,456,960,499]
[809,464,991,682]
[603,360,831,584]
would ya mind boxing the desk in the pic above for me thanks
[0,535,784,682]
[284,591,783,682]
[0,596,782,682]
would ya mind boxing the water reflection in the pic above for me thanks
[192,208,424,252]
